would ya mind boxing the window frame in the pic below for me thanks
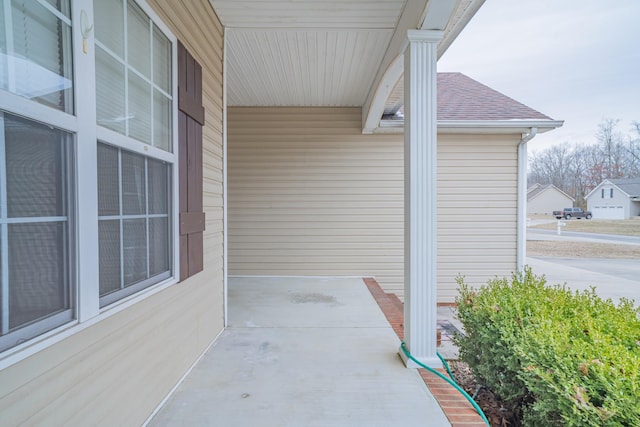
[0,0,180,363]
[89,0,180,314]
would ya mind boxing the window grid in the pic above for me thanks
[2,0,16,93]
[144,153,150,278]
[148,18,154,147]
[0,113,8,334]
[118,148,125,287]
[123,1,129,137]
[33,0,71,25]
[2,0,74,112]
[95,0,172,149]
[98,144,170,305]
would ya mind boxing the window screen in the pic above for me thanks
[0,111,73,352]
[97,143,171,307]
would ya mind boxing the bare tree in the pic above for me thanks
[566,145,591,207]
[528,119,640,203]
[624,121,640,176]
[596,118,626,179]
[528,144,571,189]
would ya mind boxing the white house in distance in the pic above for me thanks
[0,0,562,424]
[527,183,575,216]
[586,178,640,219]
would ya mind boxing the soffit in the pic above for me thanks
[211,0,484,127]
[213,0,406,107]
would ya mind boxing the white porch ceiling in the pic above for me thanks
[225,29,392,107]
[211,0,484,125]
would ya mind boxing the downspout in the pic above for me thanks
[517,127,537,271]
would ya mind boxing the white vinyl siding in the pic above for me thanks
[587,182,634,220]
[0,1,225,425]
[228,108,520,302]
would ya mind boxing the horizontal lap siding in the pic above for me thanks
[229,110,519,303]
[0,2,225,425]
[437,134,518,302]
[228,107,404,293]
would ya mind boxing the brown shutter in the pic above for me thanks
[178,41,205,281]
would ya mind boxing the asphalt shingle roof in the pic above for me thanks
[527,184,550,200]
[609,178,640,196]
[437,72,553,121]
[527,184,574,202]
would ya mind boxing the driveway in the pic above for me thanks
[527,228,640,304]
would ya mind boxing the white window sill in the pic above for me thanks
[0,276,179,370]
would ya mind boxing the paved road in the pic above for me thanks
[528,227,640,245]
[526,228,640,304]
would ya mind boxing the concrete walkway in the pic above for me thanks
[148,277,450,427]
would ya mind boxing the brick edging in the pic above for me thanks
[363,278,487,427]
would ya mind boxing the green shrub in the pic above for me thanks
[454,267,640,426]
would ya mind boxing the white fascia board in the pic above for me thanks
[420,0,458,30]
[584,179,633,200]
[377,119,564,134]
[437,0,486,57]
[362,55,403,134]
[584,181,606,200]
[362,0,429,133]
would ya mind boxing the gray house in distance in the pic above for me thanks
[586,178,640,219]
[527,183,575,216]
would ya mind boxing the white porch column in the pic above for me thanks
[400,29,443,369]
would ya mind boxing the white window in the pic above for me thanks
[94,0,174,307]
[601,187,613,199]
[1,0,74,113]
[94,0,172,150]
[0,0,177,353]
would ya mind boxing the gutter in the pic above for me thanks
[517,127,537,271]
[377,119,565,134]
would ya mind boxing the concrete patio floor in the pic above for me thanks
[147,277,451,426]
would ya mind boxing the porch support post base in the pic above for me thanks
[399,347,442,369]
[402,29,443,368]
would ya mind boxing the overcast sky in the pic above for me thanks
[438,0,640,153]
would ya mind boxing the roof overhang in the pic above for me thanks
[362,0,484,133]
[213,0,485,132]
[376,119,565,134]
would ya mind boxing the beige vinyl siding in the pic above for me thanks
[228,107,404,291]
[528,189,573,215]
[437,134,518,302]
[0,1,225,425]
[228,108,519,302]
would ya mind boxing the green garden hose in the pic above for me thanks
[400,341,490,426]
[436,351,456,382]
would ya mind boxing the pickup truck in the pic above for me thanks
[553,207,592,220]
